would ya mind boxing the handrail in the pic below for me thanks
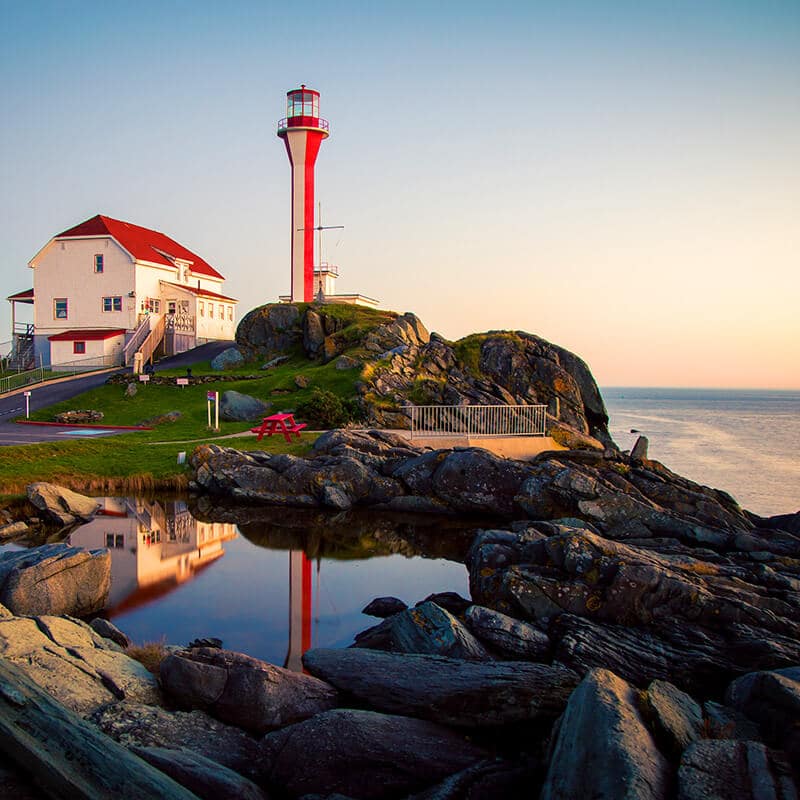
[410,404,548,439]
[124,316,151,366]
[132,314,166,374]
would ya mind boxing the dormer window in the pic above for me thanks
[94,254,104,273]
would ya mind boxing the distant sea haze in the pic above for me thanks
[605,388,800,518]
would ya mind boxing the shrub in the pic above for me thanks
[296,388,363,429]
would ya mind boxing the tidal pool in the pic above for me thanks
[65,497,478,667]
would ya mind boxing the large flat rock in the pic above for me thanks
[258,708,488,800]
[303,647,579,727]
[0,614,160,715]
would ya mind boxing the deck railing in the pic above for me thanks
[410,404,548,439]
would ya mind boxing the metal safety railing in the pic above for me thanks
[410,404,548,439]
[50,354,120,374]
[0,366,45,396]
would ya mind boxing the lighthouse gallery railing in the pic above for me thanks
[410,404,547,439]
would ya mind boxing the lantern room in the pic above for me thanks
[277,85,329,135]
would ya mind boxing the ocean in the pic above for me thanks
[604,388,800,519]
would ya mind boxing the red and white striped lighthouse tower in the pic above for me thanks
[277,86,329,302]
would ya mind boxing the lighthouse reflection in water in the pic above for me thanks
[67,498,471,670]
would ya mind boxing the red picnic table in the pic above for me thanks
[250,412,307,443]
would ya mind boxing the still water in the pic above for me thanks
[64,497,476,665]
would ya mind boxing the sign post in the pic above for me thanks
[207,391,219,432]
[24,391,31,419]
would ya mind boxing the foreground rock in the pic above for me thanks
[26,482,99,526]
[467,522,800,695]
[160,647,338,734]
[303,647,579,727]
[464,604,551,660]
[677,740,797,800]
[0,659,195,800]
[725,667,800,766]
[541,668,670,800]
[90,700,261,780]
[132,745,268,800]
[355,601,491,660]
[258,708,489,799]
[0,543,110,617]
[0,613,160,714]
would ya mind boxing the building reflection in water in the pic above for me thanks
[67,498,319,671]
[68,498,238,614]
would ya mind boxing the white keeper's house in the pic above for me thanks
[6,214,237,372]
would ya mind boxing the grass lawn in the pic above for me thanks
[1,351,366,495]
[26,352,360,440]
[0,432,317,496]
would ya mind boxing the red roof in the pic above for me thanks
[7,288,34,302]
[48,329,125,341]
[56,215,224,280]
[160,282,237,303]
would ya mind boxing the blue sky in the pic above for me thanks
[2,1,798,387]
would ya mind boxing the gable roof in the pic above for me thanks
[56,215,224,280]
[160,281,238,303]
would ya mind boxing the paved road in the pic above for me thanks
[0,341,232,446]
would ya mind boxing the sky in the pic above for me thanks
[1,0,798,389]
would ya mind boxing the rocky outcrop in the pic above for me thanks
[159,647,338,734]
[0,543,110,617]
[26,482,99,526]
[190,428,761,534]
[468,523,800,695]
[234,302,612,442]
[257,708,489,799]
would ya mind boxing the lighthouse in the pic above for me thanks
[277,86,329,302]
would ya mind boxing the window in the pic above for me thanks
[199,301,204,317]
[73,341,86,354]
[54,298,68,319]
[209,303,214,319]
[102,296,122,312]
[227,306,233,321]
[218,304,224,319]
[105,533,124,549]
[94,254,104,273]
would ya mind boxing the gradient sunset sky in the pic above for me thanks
[1,0,798,388]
